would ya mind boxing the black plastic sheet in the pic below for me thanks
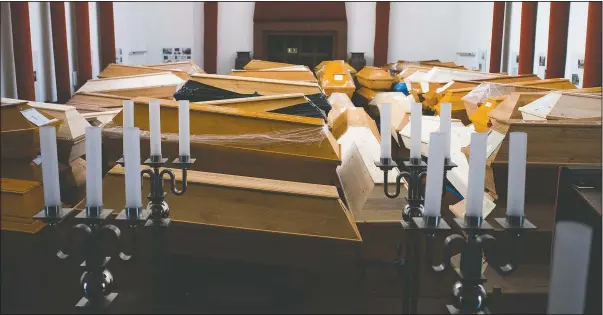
[173,80,329,120]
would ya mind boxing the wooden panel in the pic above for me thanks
[489,2,506,72]
[74,2,92,87]
[583,1,602,88]
[144,61,205,74]
[66,92,129,112]
[203,1,217,74]
[518,2,538,74]
[10,2,36,100]
[373,2,390,67]
[546,2,570,78]
[49,2,71,103]
[98,2,116,71]
[243,60,296,70]
[77,72,185,93]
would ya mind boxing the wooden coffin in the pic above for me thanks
[315,60,357,74]
[192,93,318,115]
[518,92,602,121]
[98,63,190,80]
[27,101,90,163]
[76,73,186,99]
[89,165,361,241]
[229,69,317,83]
[0,99,61,160]
[367,92,412,144]
[243,59,296,70]
[188,73,322,96]
[0,178,46,233]
[356,86,380,103]
[356,66,395,90]
[315,61,356,97]
[105,97,341,185]
[73,166,361,269]
[66,92,130,113]
[143,60,205,74]
[331,107,380,140]
[326,93,355,127]
[182,74,331,115]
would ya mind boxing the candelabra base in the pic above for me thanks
[145,217,171,227]
[32,207,75,223]
[453,218,495,230]
[493,217,537,230]
[115,208,152,222]
[411,216,451,230]
[75,292,118,309]
[446,304,490,314]
[74,209,114,222]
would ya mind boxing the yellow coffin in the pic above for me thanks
[106,97,341,185]
[1,99,61,160]
[193,93,309,112]
[0,178,45,233]
[316,60,356,98]
[315,60,357,74]
[356,86,380,103]
[356,66,394,90]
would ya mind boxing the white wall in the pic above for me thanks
[387,2,461,64]
[89,2,101,78]
[564,2,588,87]
[1,2,17,98]
[346,2,376,66]
[455,2,494,71]
[505,2,522,75]
[216,2,254,74]
[533,2,550,77]
[113,2,201,66]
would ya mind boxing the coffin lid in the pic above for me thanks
[143,61,205,74]
[356,66,394,82]
[77,72,185,94]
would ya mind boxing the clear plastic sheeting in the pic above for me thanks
[103,125,328,147]
[461,82,520,105]
[327,93,355,126]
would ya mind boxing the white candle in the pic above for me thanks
[423,132,446,217]
[506,132,527,217]
[410,102,422,159]
[178,100,190,157]
[380,103,392,161]
[123,127,142,208]
[465,132,488,217]
[123,100,134,128]
[439,102,452,159]
[85,126,103,208]
[149,100,162,157]
[39,126,62,207]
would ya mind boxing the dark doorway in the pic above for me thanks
[266,34,334,69]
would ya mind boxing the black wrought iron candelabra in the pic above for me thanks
[32,204,147,310]
[375,157,457,314]
[418,214,536,314]
[32,154,194,311]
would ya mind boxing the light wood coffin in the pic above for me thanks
[192,93,310,113]
[98,63,190,80]
[518,92,602,121]
[66,92,130,113]
[356,66,395,90]
[243,59,296,70]
[189,73,323,96]
[0,99,61,160]
[73,166,361,269]
[143,61,205,75]
[105,97,341,185]
[326,93,355,127]
[0,178,46,234]
[76,73,185,99]
[331,107,380,141]
[27,101,91,163]
[229,69,317,83]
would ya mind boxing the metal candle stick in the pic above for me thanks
[417,132,536,314]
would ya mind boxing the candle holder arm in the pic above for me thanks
[160,168,188,196]
[383,170,411,199]
[481,232,519,275]
[427,233,465,273]
[140,169,154,190]
[98,223,133,261]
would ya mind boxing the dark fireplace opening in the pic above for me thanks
[266,34,334,69]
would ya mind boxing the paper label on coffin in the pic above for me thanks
[81,165,361,242]
[20,108,56,127]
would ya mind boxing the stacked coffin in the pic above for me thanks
[354,66,395,105]
[0,98,92,233]
[314,60,356,98]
